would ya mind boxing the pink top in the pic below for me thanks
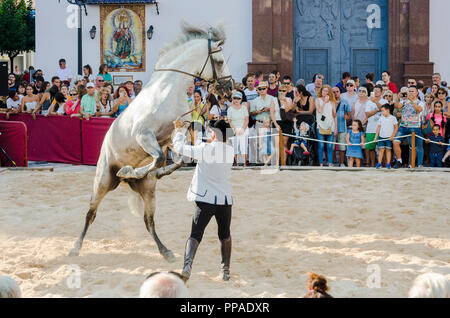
[427,113,447,136]
[65,100,80,116]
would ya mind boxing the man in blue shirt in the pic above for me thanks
[333,86,352,167]
[336,72,351,94]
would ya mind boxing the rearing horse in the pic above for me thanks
[68,25,232,262]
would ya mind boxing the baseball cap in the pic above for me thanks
[232,91,243,99]
[86,82,95,88]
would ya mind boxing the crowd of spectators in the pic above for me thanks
[187,70,450,169]
[2,58,450,168]
[1,59,143,121]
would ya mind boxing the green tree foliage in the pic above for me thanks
[0,0,35,73]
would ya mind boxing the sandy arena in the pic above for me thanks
[0,167,449,298]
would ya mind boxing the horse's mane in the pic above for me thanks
[158,23,226,59]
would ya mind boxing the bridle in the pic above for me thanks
[154,29,233,103]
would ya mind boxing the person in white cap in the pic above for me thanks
[227,91,249,166]
[80,82,97,120]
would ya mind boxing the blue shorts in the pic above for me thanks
[295,140,307,147]
[378,139,393,149]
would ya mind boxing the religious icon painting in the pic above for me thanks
[100,5,146,72]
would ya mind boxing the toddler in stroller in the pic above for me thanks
[286,118,313,166]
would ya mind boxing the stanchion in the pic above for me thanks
[411,131,416,168]
[279,129,285,167]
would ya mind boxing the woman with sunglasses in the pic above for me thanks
[227,91,249,166]
[436,88,449,112]
[65,88,81,117]
[382,90,396,115]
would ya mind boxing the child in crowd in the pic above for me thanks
[427,101,447,138]
[426,125,446,167]
[286,117,310,156]
[375,105,399,169]
[346,120,365,167]
[259,118,273,165]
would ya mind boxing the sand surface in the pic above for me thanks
[0,167,449,298]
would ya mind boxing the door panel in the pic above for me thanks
[294,0,388,86]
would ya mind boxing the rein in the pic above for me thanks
[154,29,233,94]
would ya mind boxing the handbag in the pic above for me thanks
[319,127,332,135]
[422,119,432,136]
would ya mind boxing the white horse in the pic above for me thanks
[68,24,232,262]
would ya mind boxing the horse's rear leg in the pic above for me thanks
[129,178,175,263]
[116,131,165,180]
[68,168,120,257]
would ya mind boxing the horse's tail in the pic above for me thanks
[128,190,144,217]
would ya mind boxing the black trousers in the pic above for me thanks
[190,201,232,243]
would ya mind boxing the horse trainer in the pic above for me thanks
[172,118,235,281]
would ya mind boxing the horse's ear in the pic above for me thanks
[215,40,225,48]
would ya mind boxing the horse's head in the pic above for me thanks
[202,35,233,98]
[156,24,234,98]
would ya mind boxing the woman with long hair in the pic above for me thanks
[113,85,132,117]
[83,64,95,82]
[98,63,113,84]
[315,85,337,167]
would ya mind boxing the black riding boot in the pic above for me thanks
[182,237,199,281]
[220,237,232,281]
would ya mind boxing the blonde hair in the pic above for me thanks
[317,85,337,104]
[97,87,111,101]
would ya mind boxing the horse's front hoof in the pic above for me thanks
[163,250,176,263]
[68,248,80,257]
[117,166,137,179]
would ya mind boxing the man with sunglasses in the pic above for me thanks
[408,78,424,101]
[55,58,73,86]
[282,75,295,99]
[95,76,105,93]
[341,79,358,119]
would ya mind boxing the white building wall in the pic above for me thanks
[430,0,450,82]
[36,0,252,86]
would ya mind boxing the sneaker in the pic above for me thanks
[387,164,391,169]
[340,164,346,168]
[393,161,402,169]
[376,163,382,169]
[285,150,293,155]
[417,165,424,168]
[303,151,310,156]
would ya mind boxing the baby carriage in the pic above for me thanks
[286,120,316,166]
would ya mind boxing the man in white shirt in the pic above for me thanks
[172,119,234,282]
[365,86,385,167]
[55,59,73,85]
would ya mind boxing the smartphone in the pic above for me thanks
[321,115,326,121]
[370,92,375,98]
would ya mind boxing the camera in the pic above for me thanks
[321,115,326,121]
[401,93,407,98]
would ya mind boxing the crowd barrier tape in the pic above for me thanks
[282,133,413,147]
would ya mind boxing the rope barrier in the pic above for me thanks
[416,135,450,147]
[282,133,413,147]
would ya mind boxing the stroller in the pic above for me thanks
[286,118,316,166]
